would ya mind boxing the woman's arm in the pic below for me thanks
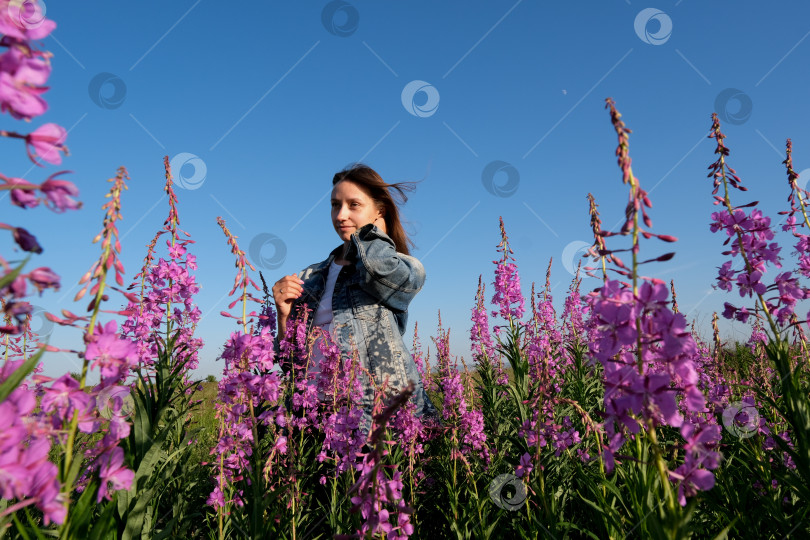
[347,223,425,312]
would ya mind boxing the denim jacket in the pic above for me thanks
[280,223,437,431]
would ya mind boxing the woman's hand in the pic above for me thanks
[373,215,387,235]
[273,273,304,322]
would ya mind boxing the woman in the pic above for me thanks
[272,164,438,433]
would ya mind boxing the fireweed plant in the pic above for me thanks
[1,10,808,533]
[0,141,806,539]
[10,168,138,539]
[110,157,208,538]
[590,100,721,519]
[0,3,123,535]
[702,115,810,533]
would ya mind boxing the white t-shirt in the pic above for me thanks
[308,261,343,379]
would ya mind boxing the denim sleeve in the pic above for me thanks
[347,223,425,312]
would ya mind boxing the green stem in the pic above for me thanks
[646,419,676,514]
[716,148,780,338]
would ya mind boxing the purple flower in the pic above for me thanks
[26,122,67,165]
[0,0,56,41]
[716,261,735,292]
[40,373,90,420]
[736,270,766,298]
[97,447,134,502]
[491,218,525,323]
[168,242,186,259]
[491,261,525,321]
[0,70,48,120]
[27,266,59,293]
[7,177,40,208]
[12,226,42,253]
[85,321,138,382]
[515,452,533,478]
[39,172,81,212]
[470,276,495,362]
[206,486,225,508]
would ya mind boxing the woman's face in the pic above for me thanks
[331,180,382,243]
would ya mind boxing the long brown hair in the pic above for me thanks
[332,164,418,255]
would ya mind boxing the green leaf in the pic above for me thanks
[64,478,101,539]
[23,509,48,540]
[87,500,117,540]
[62,448,91,502]
[120,486,156,540]
[0,346,46,403]
[150,514,180,540]
[12,512,32,540]
[710,517,738,540]
[0,257,29,291]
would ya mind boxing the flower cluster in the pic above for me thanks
[121,159,202,373]
[491,217,525,326]
[208,327,281,508]
[519,407,582,461]
[0,3,139,523]
[584,100,722,505]
[0,0,55,120]
[434,314,488,461]
[314,333,368,478]
[708,115,808,327]
[56,170,137,504]
[525,274,567,386]
[2,168,139,527]
[561,263,588,345]
[208,217,282,509]
[344,387,415,540]
[471,276,496,364]
[0,0,76,334]
[0,359,65,524]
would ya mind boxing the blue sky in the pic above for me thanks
[6,1,810,379]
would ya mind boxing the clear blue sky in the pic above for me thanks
[7,1,810,379]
